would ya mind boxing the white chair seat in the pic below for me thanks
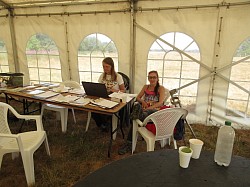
[0,131,46,151]
[132,108,188,154]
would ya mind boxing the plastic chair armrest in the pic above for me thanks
[15,115,43,131]
[135,119,144,127]
[0,133,18,138]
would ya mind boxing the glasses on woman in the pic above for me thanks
[148,76,157,79]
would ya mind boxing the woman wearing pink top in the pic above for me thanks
[118,70,165,155]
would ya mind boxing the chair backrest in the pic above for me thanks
[164,88,170,105]
[0,102,15,134]
[118,72,130,92]
[142,108,188,140]
[63,80,81,89]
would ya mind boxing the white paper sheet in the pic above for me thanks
[91,98,119,109]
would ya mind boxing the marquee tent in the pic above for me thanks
[0,0,250,128]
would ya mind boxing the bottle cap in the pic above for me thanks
[225,121,231,126]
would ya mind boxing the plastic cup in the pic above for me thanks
[189,139,204,159]
[179,146,193,168]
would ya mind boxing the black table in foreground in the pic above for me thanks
[73,149,250,187]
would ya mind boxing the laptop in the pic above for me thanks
[82,81,109,98]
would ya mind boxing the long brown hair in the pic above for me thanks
[102,57,117,81]
[148,70,160,95]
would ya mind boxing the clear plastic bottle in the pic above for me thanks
[214,121,235,166]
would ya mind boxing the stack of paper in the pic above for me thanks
[72,97,91,105]
[69,88,85,95]
[33,91,59,99]
[49,94,79,103]
[91,98,119,109]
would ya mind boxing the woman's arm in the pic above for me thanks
[146,85,165,110]
[136,85,148,109]
[110,83,125,93]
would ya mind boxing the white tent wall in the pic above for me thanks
[210,5,250,128]
[66,13,131,82]
[9,2,131,83]
[134,8,219,124]
[13,16,69,83]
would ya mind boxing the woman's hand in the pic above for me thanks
[142,101,148,109]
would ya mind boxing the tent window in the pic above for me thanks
[227,37,250,118]
[78,33,118,82]
[26,33,62,84]
[147,32,200,111]
[0,41,9,73]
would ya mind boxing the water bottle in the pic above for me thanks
[214,121,235,166]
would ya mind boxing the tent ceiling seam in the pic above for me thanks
[135,1,250,12]
[9,8,131,17]
[1,0,130,9]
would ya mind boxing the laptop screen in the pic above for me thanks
[82,81,109,98]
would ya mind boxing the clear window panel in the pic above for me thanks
[162,78,180,90]
[180,81,198,97]
[182,51,201,61]
[27,55,37,67]
[182,61,200,79]
[78,56,91,71]
[226,99,247,117]
[247,104,250,118]
[231,62,250,81]
[175,32,193,51]
[92,51,104,56]
[26,33,62,84]
[1,66,9,72]
[91,57,105,72]
[163,60,181,78]
[104,42,117,54]
[51,69,62,82]
[228,83,248,100]
[39,68,51,82]
[0,53,8,65]
[79,72,92,82]
[50,56,61,69]
[29,68,39,80]
[147,60,163,74]
[78,33,118,83]
[37,55,50,68]
[148,51,165,60]
[92,72,102,83]
[165,51,182,61]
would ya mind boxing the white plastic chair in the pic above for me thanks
[164,88,171,105]
[41,81,81,133]
[132,108,188,154]
[0,102,50,186]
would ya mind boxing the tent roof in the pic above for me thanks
[0,0,127,9]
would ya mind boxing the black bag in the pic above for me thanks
[174,118,185,140]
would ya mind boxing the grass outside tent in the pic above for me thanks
[0,97,250,187]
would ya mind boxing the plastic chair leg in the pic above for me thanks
[146,139,155,152]
[0,153,3,169]
[60,108,68,133]
[44,134,51,156]
[71,108,76,124]
[21,152,35,186]
[173,137,177,149]
[12,152,19,160]
[85,111,91,132]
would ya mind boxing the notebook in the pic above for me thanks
[82,81,109,98]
